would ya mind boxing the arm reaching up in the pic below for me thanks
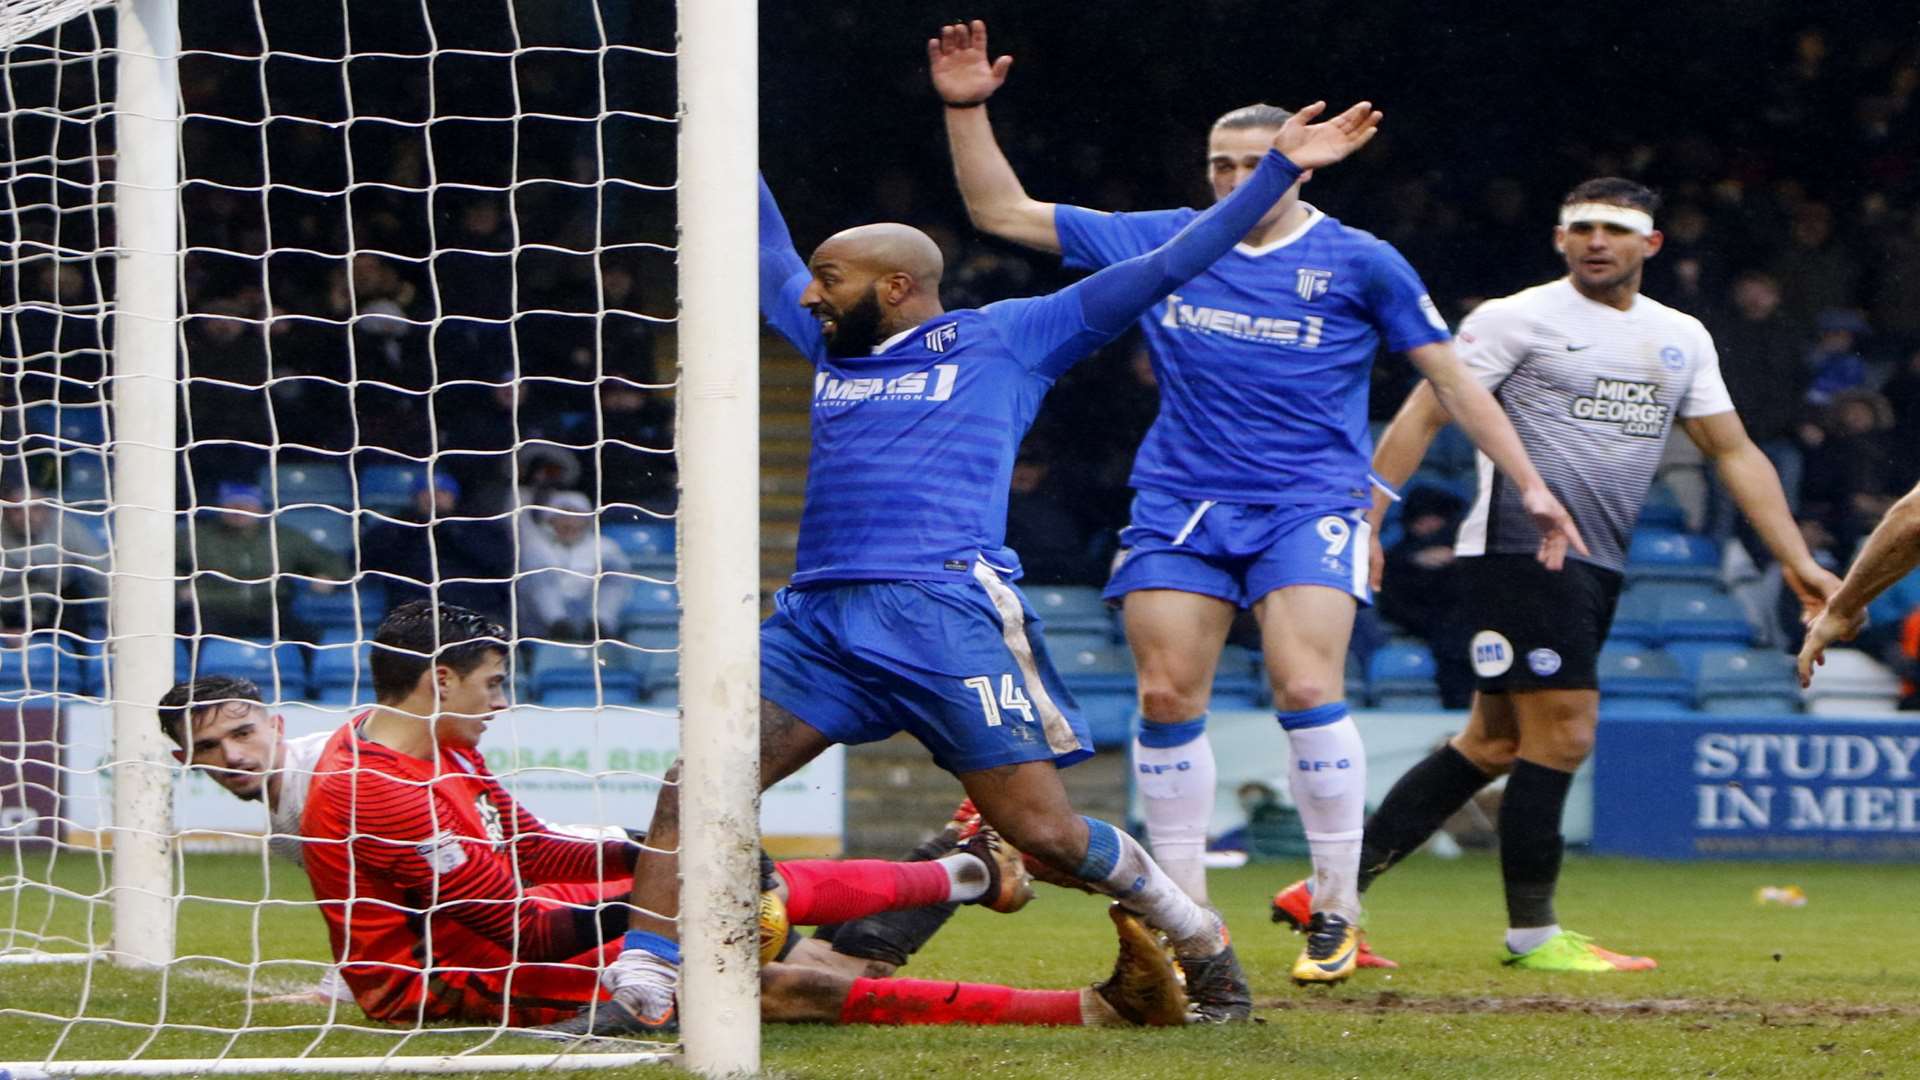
[929,20,1060,251]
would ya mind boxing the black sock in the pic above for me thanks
[812,829,961,963]
[1358,744,1493,892]
[1499,759,1574,930]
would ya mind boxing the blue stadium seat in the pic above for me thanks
[1344,653,1367,700]
[1054,643,1135,694]
[1043,628,1114,658]
[1212,644,1264,701]
[24,403,108,447]
[1425,424,1478,476]
[61,453,109,503]
[1637,482,1687,532]
[1695,648,1800,713]
[1657,589,1752,645]
[621,583,679,630]
[1075,691,1137,749]
[292,581,385,637]
[527,643,640,706]
[1599,696,1697,718]
[264,462,353,508]
[0,640,84,698]
[1026,586,1113,635]
[604,520,675,560]
[309,640,374,705]
[276,506,357,557]
[185,638,311,698]
[1606,588,1663,646]
[358,464,426,515]
[1664,638,1729,681]
[1367,640,1437,707]
[1624,529,1719,584]
[1597,645,1690,707]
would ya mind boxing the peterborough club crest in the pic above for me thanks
[1295,268,1333,301]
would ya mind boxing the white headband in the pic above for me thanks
[1559,202,1654,236]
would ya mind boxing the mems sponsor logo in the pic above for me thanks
[1570,377,1669,437]
[1159,293,1324,347]
[813,363,959,407]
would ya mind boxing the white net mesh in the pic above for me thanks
[0,0,791,1070]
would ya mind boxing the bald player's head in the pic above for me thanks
[799,223,945,358]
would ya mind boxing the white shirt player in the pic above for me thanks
[1449,278,1734,572]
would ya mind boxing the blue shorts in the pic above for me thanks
[761,565,1092,775]
[1102,491,1372,609]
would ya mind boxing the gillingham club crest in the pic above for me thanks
[1295,268,1333,301]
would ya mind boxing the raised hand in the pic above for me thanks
[928,20,1012,107]
[1270,101,1383,171]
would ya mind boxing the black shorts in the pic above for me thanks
[1456,554,1624,693]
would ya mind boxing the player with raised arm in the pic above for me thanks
[554,99,1388,1037]
[1355,179,1841,971]
[929,19,1584,984]
[1798,481,1920,684]
[297,601,1188,1030]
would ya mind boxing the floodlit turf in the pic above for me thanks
[3,851,1917,1078]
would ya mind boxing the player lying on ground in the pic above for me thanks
[258,601,1183,1028]
[1798,480,1920,684]
[160,673,991,1003]
[564,98,1387,1037]
[1326,178,1840,972]
[929,19,1584,985]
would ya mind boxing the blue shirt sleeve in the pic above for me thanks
[758,175,826,365]
[1359,240,1451,353]
[985,150,1304,381]
[1054,206,1192,271]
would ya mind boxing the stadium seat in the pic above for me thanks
[292,581,385,638]
[276,506,357,557]
[60,453,109,503]
[1637,481,1687,532]
[1212,644,1265,702]
[1694,648,1800,713]
[1663,638,1730,681]
[1026,585,1113,636]
[1597,645,1690,707]
[1605,588,1663,647]
[24,402,109,448]
[264,462,353,508]
[1074,690,1138,749]
[1624,529,1719,585]
[309,640,374,705]
[1054,643,1136,695]
[621,583,679,630]
[0,639,85,699]
[358,464,426,515]
[1367,640,1437,707]
[1042,628,1114,658]
[1802,648,1903,715]
[604,519,675,560]
[185,638,312,698]
[1656,589,1752,645]
[527,642,641,706]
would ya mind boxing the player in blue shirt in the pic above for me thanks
[567,102,1387,1036]
[931,20,1584,984]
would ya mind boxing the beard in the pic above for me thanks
[822,288,886,358]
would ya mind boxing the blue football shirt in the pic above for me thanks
[1055,204,1450,508]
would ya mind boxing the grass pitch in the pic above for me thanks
[3,851,1916,1078]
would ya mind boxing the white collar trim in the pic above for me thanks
[1234,204,1324,256]
[871,327,915,354]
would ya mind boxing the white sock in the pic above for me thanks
[1075,815,1222,959]
[1133,718,1215,904]
[1281,706,1367,924]
[1506,923,1560,955]
[938,851,988,903]
[605,947,679,1019]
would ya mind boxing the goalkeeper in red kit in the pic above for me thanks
[300,600,1187,1029]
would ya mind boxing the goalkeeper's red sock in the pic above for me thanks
[776,859,955,925]
[838,977,1084,1026]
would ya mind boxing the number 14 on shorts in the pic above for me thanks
[963,674,1036,727]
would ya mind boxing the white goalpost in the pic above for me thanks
[0,0,763,1074]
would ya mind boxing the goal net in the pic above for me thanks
[0,0,767,1074]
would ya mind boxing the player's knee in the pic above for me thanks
[1452,732,1517,775]
[1272,679,1339,714]
[1546,722,1597,767]
[1138,684,1203,726]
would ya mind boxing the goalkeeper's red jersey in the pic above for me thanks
[301,716,634,1024]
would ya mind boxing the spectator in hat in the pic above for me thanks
[516,490,632,642]
[177,482,347,641]
[361,472,513,619]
